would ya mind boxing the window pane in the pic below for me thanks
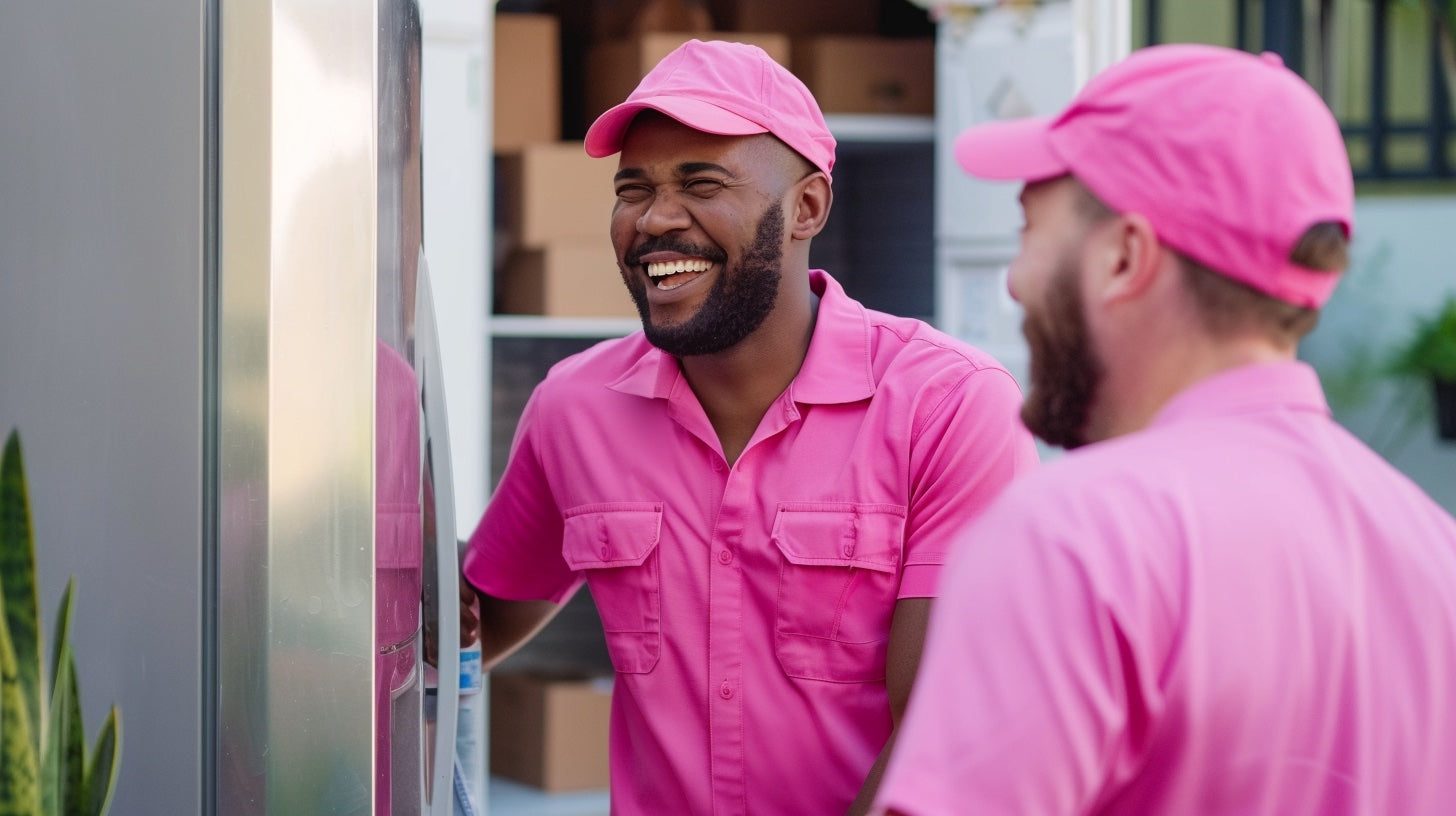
[1133,0,1151,48]
[1385,2,1431,122]
[1159,0,1239,46]
[1345,134,1372,175]
[1385,133,1430,171]
[1330,0,1373,125]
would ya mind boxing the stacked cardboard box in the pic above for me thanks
[493,14,560,152]
[493,14,634,319]
[494,142,632,318]
[708,0,932,115]
[489,670,614,792]
[792,36,935,116]
[708,0,879,36]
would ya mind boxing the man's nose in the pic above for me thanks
[636,191,691,235]
[1004,263,1024,304]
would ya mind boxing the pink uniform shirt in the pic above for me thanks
[876,361,1456,815]
[465,271,1038,815]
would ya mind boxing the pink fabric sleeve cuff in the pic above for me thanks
[898,562,943,599]
[461,543,583,606]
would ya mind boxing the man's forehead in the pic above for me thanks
[621,113,758,151]
[1019,175,1079,207]
[618,127,774,172]
[613,160,734,183]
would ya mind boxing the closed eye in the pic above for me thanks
[615,184,652,203]
[683,178,726,197]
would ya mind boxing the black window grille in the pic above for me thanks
[1140,0,1455,181]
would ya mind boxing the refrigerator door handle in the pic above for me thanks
[415,250,461,816]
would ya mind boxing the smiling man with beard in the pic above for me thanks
[874,44,1456,816]
[622,186,784,358]
[457,39,1038,816]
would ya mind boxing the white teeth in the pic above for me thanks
[646,259,712,278]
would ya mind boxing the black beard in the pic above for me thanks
[1020,257,1103,450]
[625,204,785,357]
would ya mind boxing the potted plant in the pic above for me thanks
[1388,295,1456,441]
[2,429,122,815]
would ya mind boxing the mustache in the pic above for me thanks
[627,239,727,266]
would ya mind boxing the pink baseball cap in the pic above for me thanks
[584,38,836,179]
[955,44,1355,308]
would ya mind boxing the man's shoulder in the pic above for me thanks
[991,433,1188,526]
[534,331,653,390]
[861,308,1015,377]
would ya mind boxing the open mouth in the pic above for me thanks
[645,259,713,291]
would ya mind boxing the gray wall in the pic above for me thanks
[0,2,207,813]
[1301,193,1456,513]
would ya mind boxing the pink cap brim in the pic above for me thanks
[585,96,770,158]
[953,115,1068,182]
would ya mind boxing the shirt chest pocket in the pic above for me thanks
[562,503,663,674]
[771,503,906,683]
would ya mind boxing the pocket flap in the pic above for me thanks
[562,502,663,570]
[771,503,905,573]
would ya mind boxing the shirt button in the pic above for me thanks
[600,546,609,559]
[717,549,733,565]
[711,458,723,472]
[719,682,734,699]
[842,542,855,557]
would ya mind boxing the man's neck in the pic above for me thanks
[679,289,820,464]
[1088,328,1296,444]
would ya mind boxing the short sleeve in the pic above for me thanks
[876,490,1136,814]
[899,366,1039,598]
[462,389,581,604]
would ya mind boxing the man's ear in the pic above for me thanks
[790,173,833,241]
[1088,212,1163,305]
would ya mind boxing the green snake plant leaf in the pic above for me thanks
[48,578,74,718]
[82,707,120,816]
[1,430,44,762]
[0,582,41,816]
[42,581,86,816]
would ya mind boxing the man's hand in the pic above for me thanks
[451,582,564,671]
[460,574,481,648]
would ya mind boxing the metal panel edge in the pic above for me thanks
[203,0,222,812]
[218,0,378,812]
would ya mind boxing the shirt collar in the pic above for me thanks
[605,339,678,400]
[605,270,875,405]
[791,270,875,405]
[1151,360,1331,428]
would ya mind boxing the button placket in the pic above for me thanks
[718,531,739,567]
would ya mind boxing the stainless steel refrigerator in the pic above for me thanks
[0,0,475,813]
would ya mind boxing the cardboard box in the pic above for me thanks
[588,0,713,42]
[489,671,614,792]
[584,0,710,42]
[584,31,791,123]
[709,0,879,36]
[497,141,618,249]
[494,14,561,151]
[497,242,638,319]
[792,36,935,115]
